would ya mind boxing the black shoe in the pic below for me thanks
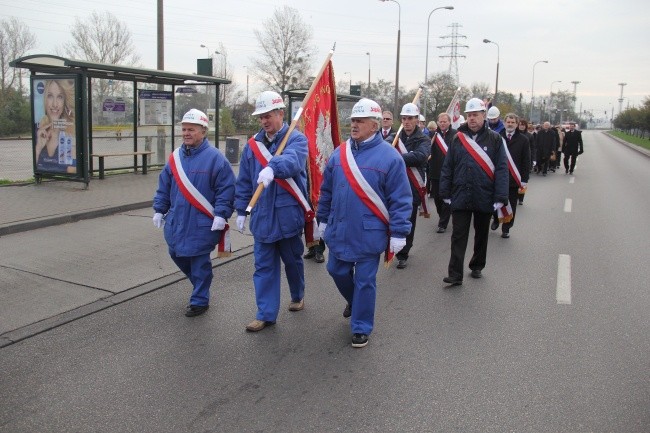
[569,171,573,174]
[501,232,510,238]
[396,259,407,269]
[543,173,547,176]
[491,220,499,231]
[565,168,569,174]
[470,269,482,279]
[351,333,369,348]
[185,304,209,317]
[303,248,315,259]
[314,252,325,263]
[443,276,462,286]
[436,226,446,233]
[550,168,555,173]
[343,303,352,318]
[518,200,523,205]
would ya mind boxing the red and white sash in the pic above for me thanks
[503,137,525,195]
[433,132,448,156]
[247,137,317,245]
[169,148,231,256]
[339,140,394,265]
[395,138,429,218]
[457,133,495,181]
[457,134,512,223]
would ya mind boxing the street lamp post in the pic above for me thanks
[366,52,371,94]
[200,44,211,58]
[344,72,352,92]
[482,39,499,104]
[529,60,549,121]
[380,0,401,113]
[243,66,249,105]
[571,80,581,120]
[549,80,562,122]
[424,6,454,118]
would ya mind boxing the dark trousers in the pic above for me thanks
[396,204,418,261]
[448,210,491,280]
[555,150,562,168]
[501,188,520,232]
[538,158,549,175]
[431,179,451,229]
[563,153,578,173]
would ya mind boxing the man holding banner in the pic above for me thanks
[235,91,310,333]
[440,98,509,285]
[153,109,236,317]
[318,98,412,348]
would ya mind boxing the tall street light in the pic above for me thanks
[571,80,581,119]
[423,5,454,118]
[243,66,249,105]
[366,52,371,94]
[380,0,401,113]
[482,39,499,104]
[344,72,352,92]
[548,80,561,121]
[529,60,549,121]
[200,44,211,59]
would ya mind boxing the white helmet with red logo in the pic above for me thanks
[252,90,286,116]
[181,109,209,127]
[464,98,486,113]
[399,103,420,117]
[350,98,383,119]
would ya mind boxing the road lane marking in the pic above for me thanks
[569,177,575,184]
[556,254,572,305]
[564,198,572,212]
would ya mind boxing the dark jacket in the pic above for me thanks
[440,122,509,213]
[535,128,557,161]
[397,126,430,205]
[428,127,457,181]
[501,129,531,189]
[562,129,584,155]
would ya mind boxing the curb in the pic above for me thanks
[603,131,650,158]
[0,201,153,237]
[0,244,255,348]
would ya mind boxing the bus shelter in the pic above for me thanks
[10,54,230,187]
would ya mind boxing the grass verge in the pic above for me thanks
[608,131,650,151]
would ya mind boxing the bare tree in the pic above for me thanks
[0,18,36,92]
[422,73,457,117]
[62,11,140,66]
[251,6,316,93]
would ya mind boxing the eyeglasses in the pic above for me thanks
[383,118,392,121]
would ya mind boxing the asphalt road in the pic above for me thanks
[0,131,648,432]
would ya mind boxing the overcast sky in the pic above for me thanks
[3,0,649,117]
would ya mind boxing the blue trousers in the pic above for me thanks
[326,254,380,335]
[253,235,305,321]
[169,250,213,307]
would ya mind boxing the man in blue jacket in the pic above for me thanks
[153,109,236,317]
[235,91,309,332]
[440,98,509,285]
[318,98,412,348]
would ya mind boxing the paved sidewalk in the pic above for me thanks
[0,167,255,348]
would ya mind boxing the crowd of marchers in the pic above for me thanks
[151,92,583,350]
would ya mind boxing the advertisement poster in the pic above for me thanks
[138,90,172,126]
[32,77,78,174]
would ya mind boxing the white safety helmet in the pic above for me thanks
[418,114,426,122]
[181,109,209,128]
[252,90,285,116]
[487,106,501,120]
[464,98,486,113]
[400,103,420,117]
[350,98,383,119]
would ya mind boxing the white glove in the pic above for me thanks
[236,215,246,233]
[153,212,164,228]
[318,222,327,239]
[443,199,451,205]
[493,202,504,211]
[211,216,226,231]
[521,182,527,187]
[389,237,406,254]
[257,166,274,188]
[533,161,537,167]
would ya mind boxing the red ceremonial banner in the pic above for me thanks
[299,61,341,208]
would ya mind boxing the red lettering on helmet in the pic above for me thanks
[272,98,282,104]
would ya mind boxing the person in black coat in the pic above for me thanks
[517,119,534,204]
[439,98,509,284]
[394,103,430,269]
[562,122,584,174]
[490,113,531,238]
[429,112,457,233]
[535,121,557,176]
